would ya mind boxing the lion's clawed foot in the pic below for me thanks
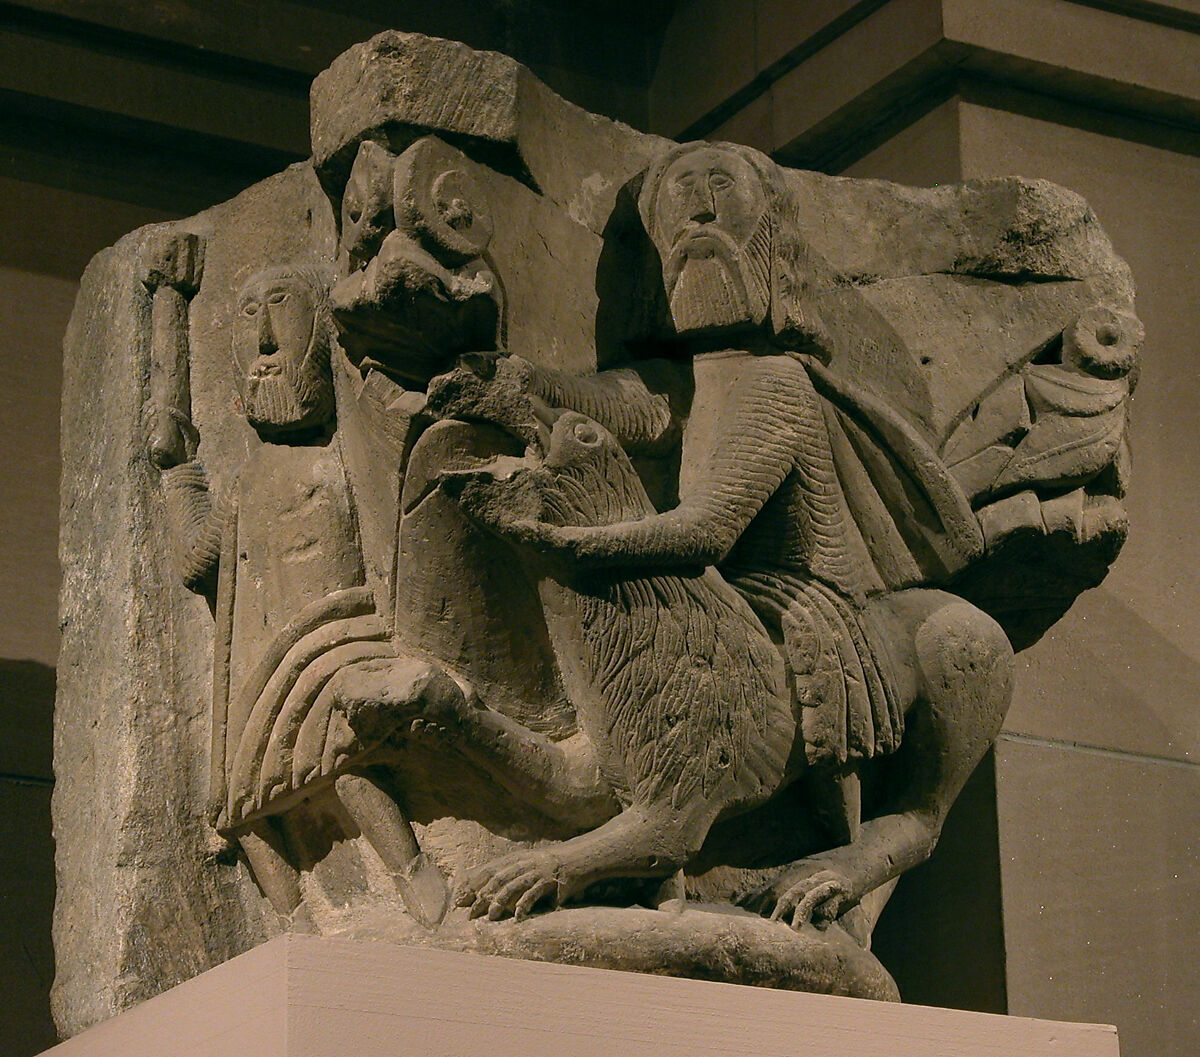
[455,846,567,922]
[741,862,860,931]
[772,868,855,929]
[325,656,472,747]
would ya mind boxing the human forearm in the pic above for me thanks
[529,361,678,455]
[160,461,225,593]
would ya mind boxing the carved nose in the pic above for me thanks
[258,312,278,355]
[686,185,716,224]
[344,224,390,274]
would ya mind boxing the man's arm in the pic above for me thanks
[463,354,824,570]
[528,359,680,455]
[426,353,682,455]
[158,458,226,596]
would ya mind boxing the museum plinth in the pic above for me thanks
[41,936,1118,1057]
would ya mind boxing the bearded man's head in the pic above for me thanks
[637,141,828,352]
[640,143,770,335]
[233,265,335,435]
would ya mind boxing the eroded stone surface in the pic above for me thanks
[54,29,1139,1035]
[334,904,901,1002]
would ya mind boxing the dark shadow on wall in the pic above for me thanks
[871,749,1008,1014]
[0,660,58,1055]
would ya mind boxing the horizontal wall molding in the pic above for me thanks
[673,0,893,142]
[998,731,1200,773]
[651,0,1200,172]
[1064,0,1200,34]
[0,87,303,214]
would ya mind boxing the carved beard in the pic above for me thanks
[243,341,333,434]
[665,216,771,335]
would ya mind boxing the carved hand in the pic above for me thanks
[481,517,590,555]
[146,406,200,470]
[154,447,221,594]
[426,352,551,448]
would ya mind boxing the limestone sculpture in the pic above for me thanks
[54,31,1139,1033]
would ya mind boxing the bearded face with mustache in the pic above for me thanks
[234,266,334,435]
[643,145,772,338]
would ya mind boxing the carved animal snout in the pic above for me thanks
[340,140,396,275]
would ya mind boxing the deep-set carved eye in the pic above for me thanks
[241,301,260,317]
[669,174,697,196]
[267,290,289,305]
[573,421,599,445]
[709,171,734,191]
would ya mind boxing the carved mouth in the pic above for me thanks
[667,226,738,272]
[677,231,722,258]
[973,452,1129,554]
[942,357,1132,553]
[433,454,547,537]
[433,409,578,503]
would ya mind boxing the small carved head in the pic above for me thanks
[340,139,397,275]
[331,136,502,383]
[638,141,830,354]
[639,142,773,336]
[233,265,335,435]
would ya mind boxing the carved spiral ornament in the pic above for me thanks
[395,136,494,265]
[1064,305,1143,379]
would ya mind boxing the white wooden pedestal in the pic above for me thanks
[42,935,1119,1056]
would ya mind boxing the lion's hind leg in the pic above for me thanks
[759,591,1013,933]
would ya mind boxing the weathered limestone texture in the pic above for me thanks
[54,30,1139,1036]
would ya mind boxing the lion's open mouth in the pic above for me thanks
[440,454,533,489]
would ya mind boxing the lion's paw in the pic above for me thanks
[769,867,856,930]
[455,847,564,922]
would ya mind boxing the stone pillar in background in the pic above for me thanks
[54,27,1141,1046]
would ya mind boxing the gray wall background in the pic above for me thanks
[1,2,1195,1055]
